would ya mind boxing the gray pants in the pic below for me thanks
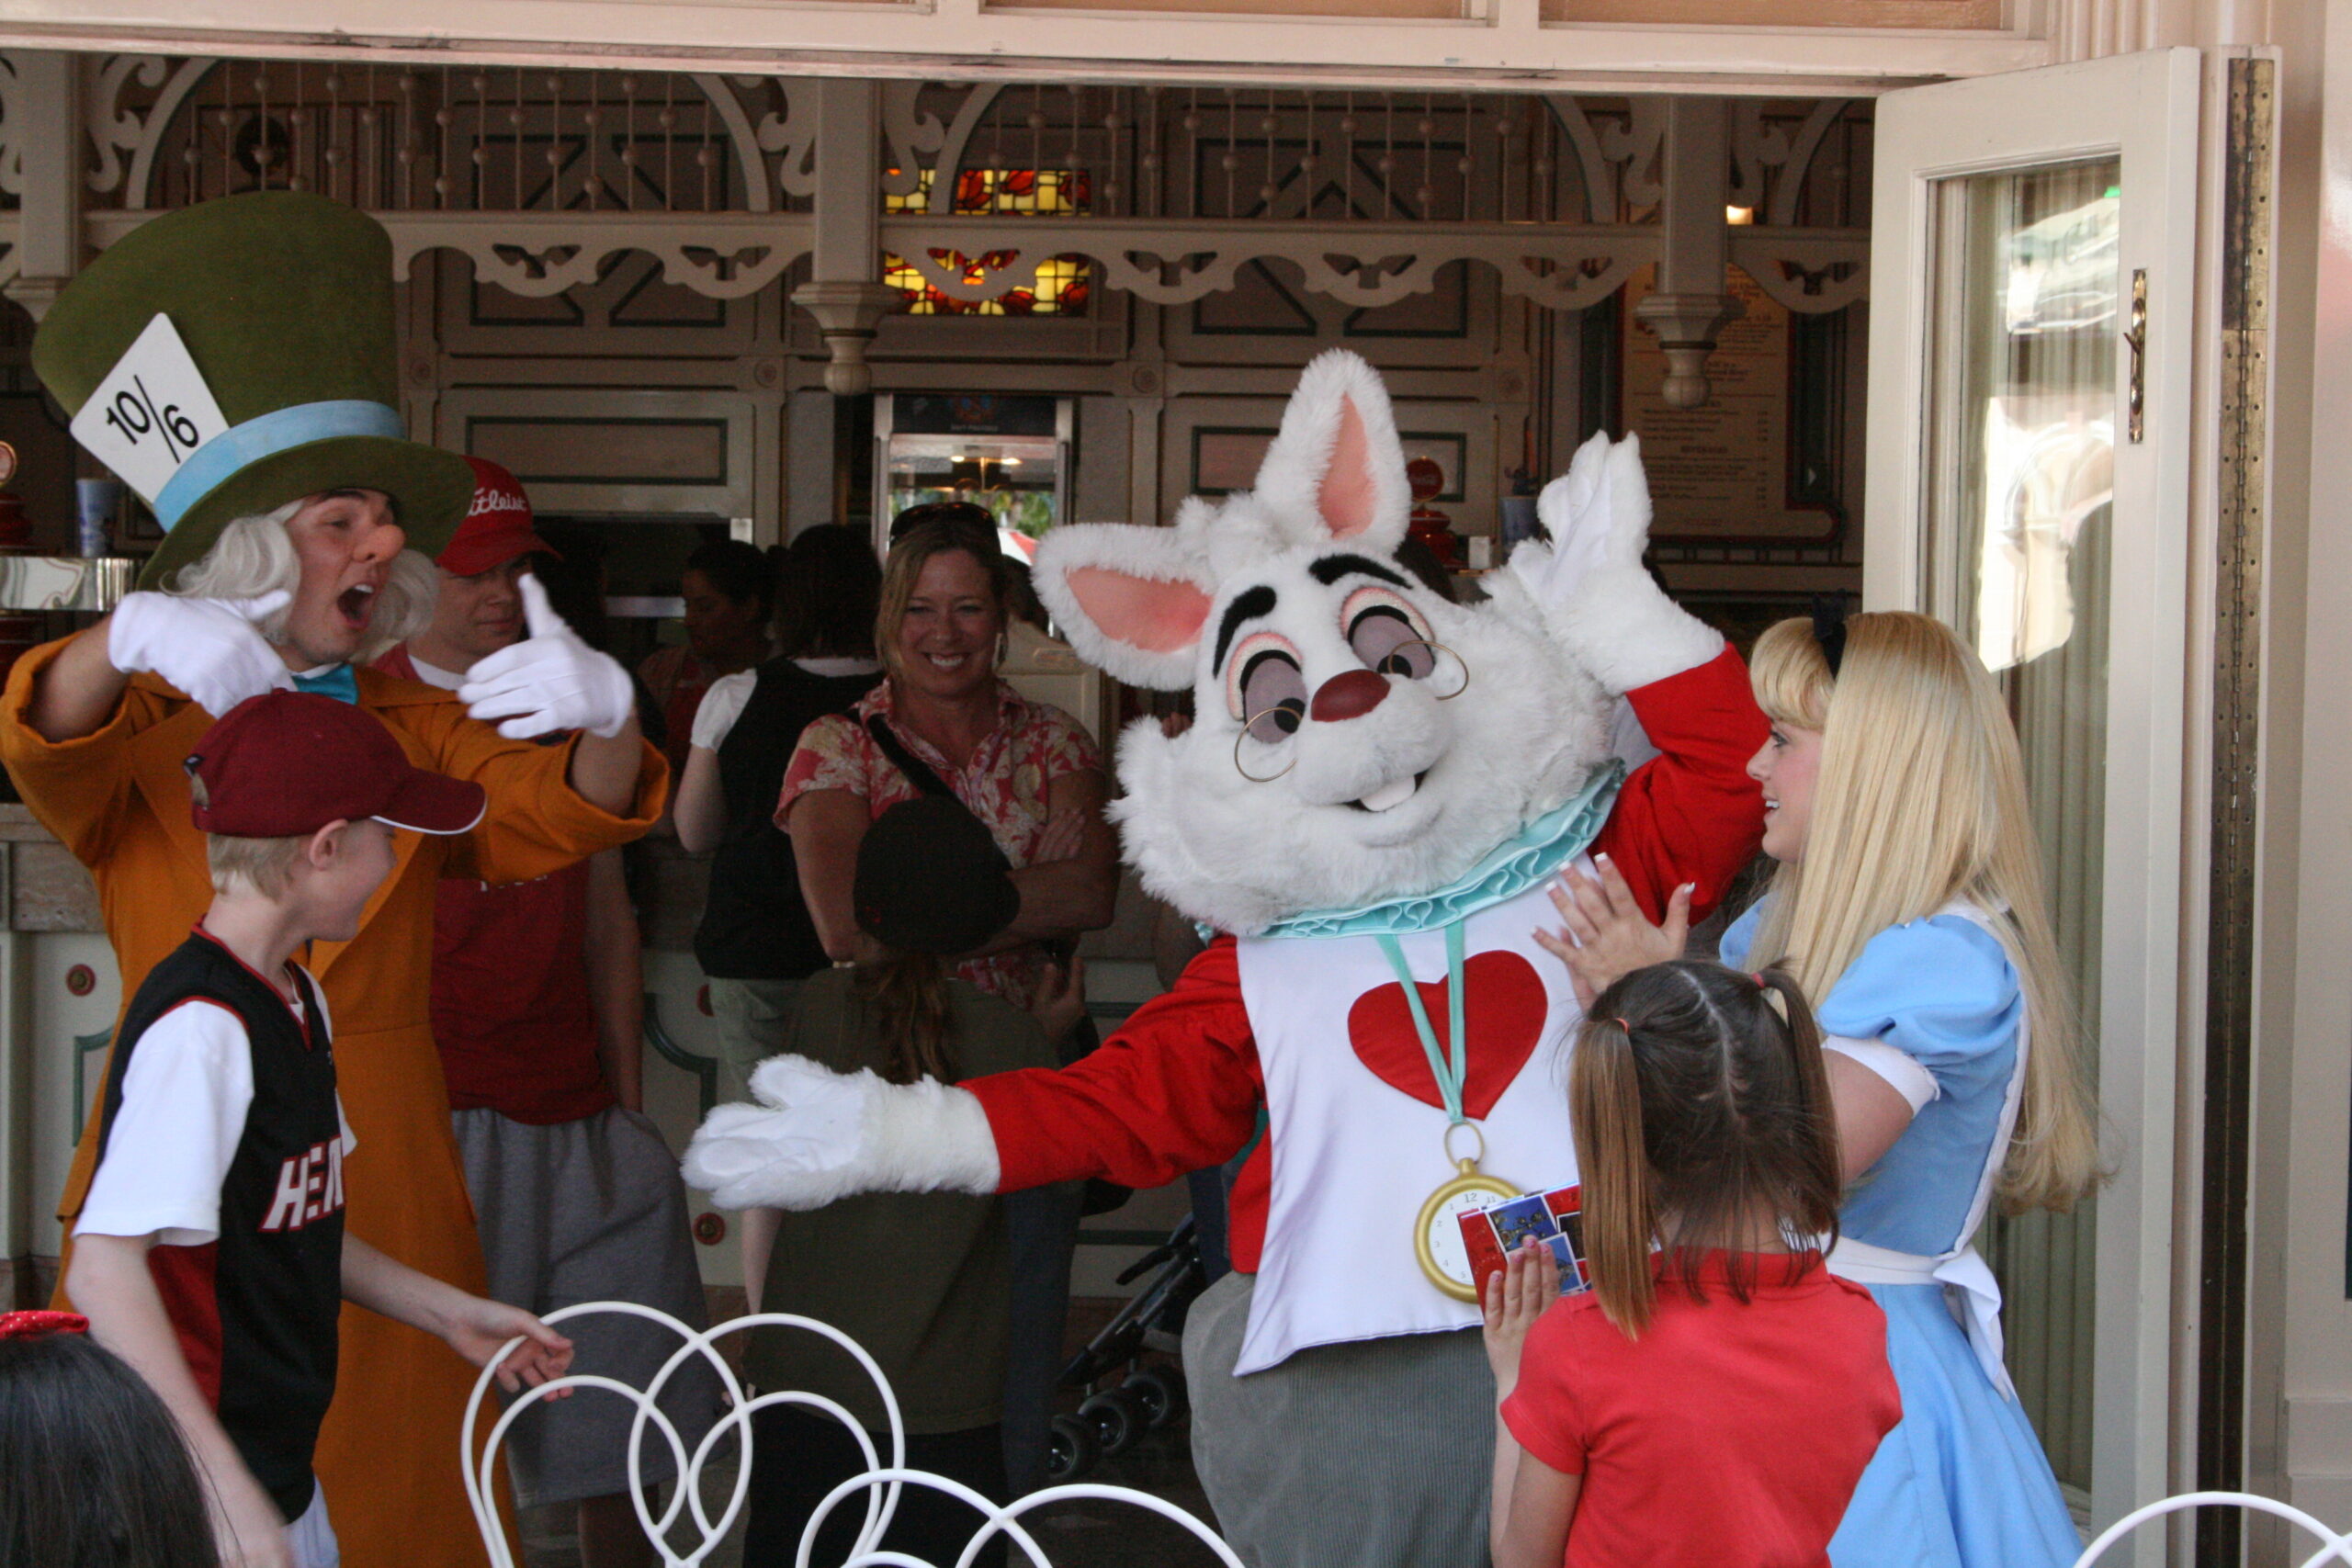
[1182,1271,1496,1568]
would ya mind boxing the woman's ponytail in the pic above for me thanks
[1569,1014,1662,1337]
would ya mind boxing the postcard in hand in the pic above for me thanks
[1457,1185,1590,1303]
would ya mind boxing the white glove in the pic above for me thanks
[457,572,634,739]
[1514,432,1721,694]
[106,590,295,719]
[681,1054,999,1211]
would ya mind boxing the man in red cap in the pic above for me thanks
[67,691,578,1568]
[381,458,713,1568]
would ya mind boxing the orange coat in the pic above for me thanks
[0,637,667,1568]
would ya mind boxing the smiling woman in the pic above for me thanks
[771,509,1120,1502]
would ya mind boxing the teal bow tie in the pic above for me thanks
[292,665,359,705]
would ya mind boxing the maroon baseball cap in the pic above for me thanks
[186,692,487,838]
[437,457,559,578]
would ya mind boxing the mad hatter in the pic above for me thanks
[0,192,665,1568]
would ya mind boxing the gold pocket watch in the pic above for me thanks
[1413,1122,1519,1302]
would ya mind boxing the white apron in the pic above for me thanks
[1825,899,2030,1401]
[1232,873,1589,1375]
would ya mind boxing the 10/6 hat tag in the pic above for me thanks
[68,315,230,506]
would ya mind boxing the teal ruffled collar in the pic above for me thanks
[1256,761,1625,940]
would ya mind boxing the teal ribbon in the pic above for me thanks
[1258,761,1625,941]
[292,664,358,705]
[1374,922,1471,1126]
[152,400,405,531]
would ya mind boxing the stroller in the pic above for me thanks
[1046,1215,1208,1481]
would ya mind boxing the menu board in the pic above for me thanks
[1621,263,1838,543]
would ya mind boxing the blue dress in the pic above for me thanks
[1722,902,2080,1568]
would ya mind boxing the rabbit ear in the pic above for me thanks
[1252,350,1409,552]
[1034,522,1217,691]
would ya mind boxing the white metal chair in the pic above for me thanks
[462,1301,1245,1568]
[2072,1490,2352,1568]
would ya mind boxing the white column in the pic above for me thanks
[789,78,900,397]
[6,50,86,321]
[1630,96,1742,411]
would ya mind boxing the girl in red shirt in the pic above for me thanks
[1483,963,1902,1568]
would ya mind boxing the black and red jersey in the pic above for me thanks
[92,930,345,1522]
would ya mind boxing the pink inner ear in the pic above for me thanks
[1066,566,1214,655]
[1317,397,1381,539]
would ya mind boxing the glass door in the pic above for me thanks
[1867,49,2201,1549]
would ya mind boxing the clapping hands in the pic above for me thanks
[1532,852,1690,1009]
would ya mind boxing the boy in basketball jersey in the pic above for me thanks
[67,691,577,1568]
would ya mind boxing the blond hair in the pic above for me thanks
[1745,612,2100,1214]
[188,774,306,898]
[171,504,438,668]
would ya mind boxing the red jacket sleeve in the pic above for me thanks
[1590,643,1768,923]
[963,937,1264,1193]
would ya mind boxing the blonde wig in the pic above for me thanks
[1745,611,2100,1214]
[170,504,438,668]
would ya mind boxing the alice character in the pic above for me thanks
[1544,610,2100,1568]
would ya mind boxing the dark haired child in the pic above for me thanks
[66,692,575,1568]
[707,795,1081,1568]
[1481,963,1901,1568]
[0,1311,220,1568]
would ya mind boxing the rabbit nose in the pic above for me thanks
[1310,669,1390,723]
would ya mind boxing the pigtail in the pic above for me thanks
[1569,1015,1661,1337]
[1756,967,1843,1249]
[855,952,959,1086]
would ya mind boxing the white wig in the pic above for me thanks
[170,504,439,667]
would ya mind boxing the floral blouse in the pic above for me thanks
[776,679,1104,1006]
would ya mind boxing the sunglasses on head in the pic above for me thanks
[888,502,1001,555]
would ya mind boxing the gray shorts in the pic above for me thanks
[707,976,804,1104]
[453,1105,722,1508]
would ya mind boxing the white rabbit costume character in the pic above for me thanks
[685,351,1766,1567]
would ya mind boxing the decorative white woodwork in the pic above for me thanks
[0,54,1873,401]
[878,216,1655,310]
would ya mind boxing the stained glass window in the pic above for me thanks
[881,167,1093,316]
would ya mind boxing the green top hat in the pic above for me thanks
[33,191,474,589]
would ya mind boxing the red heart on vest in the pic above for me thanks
[1347,950,1550,1119]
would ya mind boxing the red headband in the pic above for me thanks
[0,1310,87,1341]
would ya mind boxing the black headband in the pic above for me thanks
[1811,595,1849,679]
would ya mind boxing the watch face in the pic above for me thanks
[1417,1174,1521,1299]
[1424,1188,1497,1288]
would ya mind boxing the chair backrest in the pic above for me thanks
[461,1300,1246,1568]
[2071,1490,2352,1568]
